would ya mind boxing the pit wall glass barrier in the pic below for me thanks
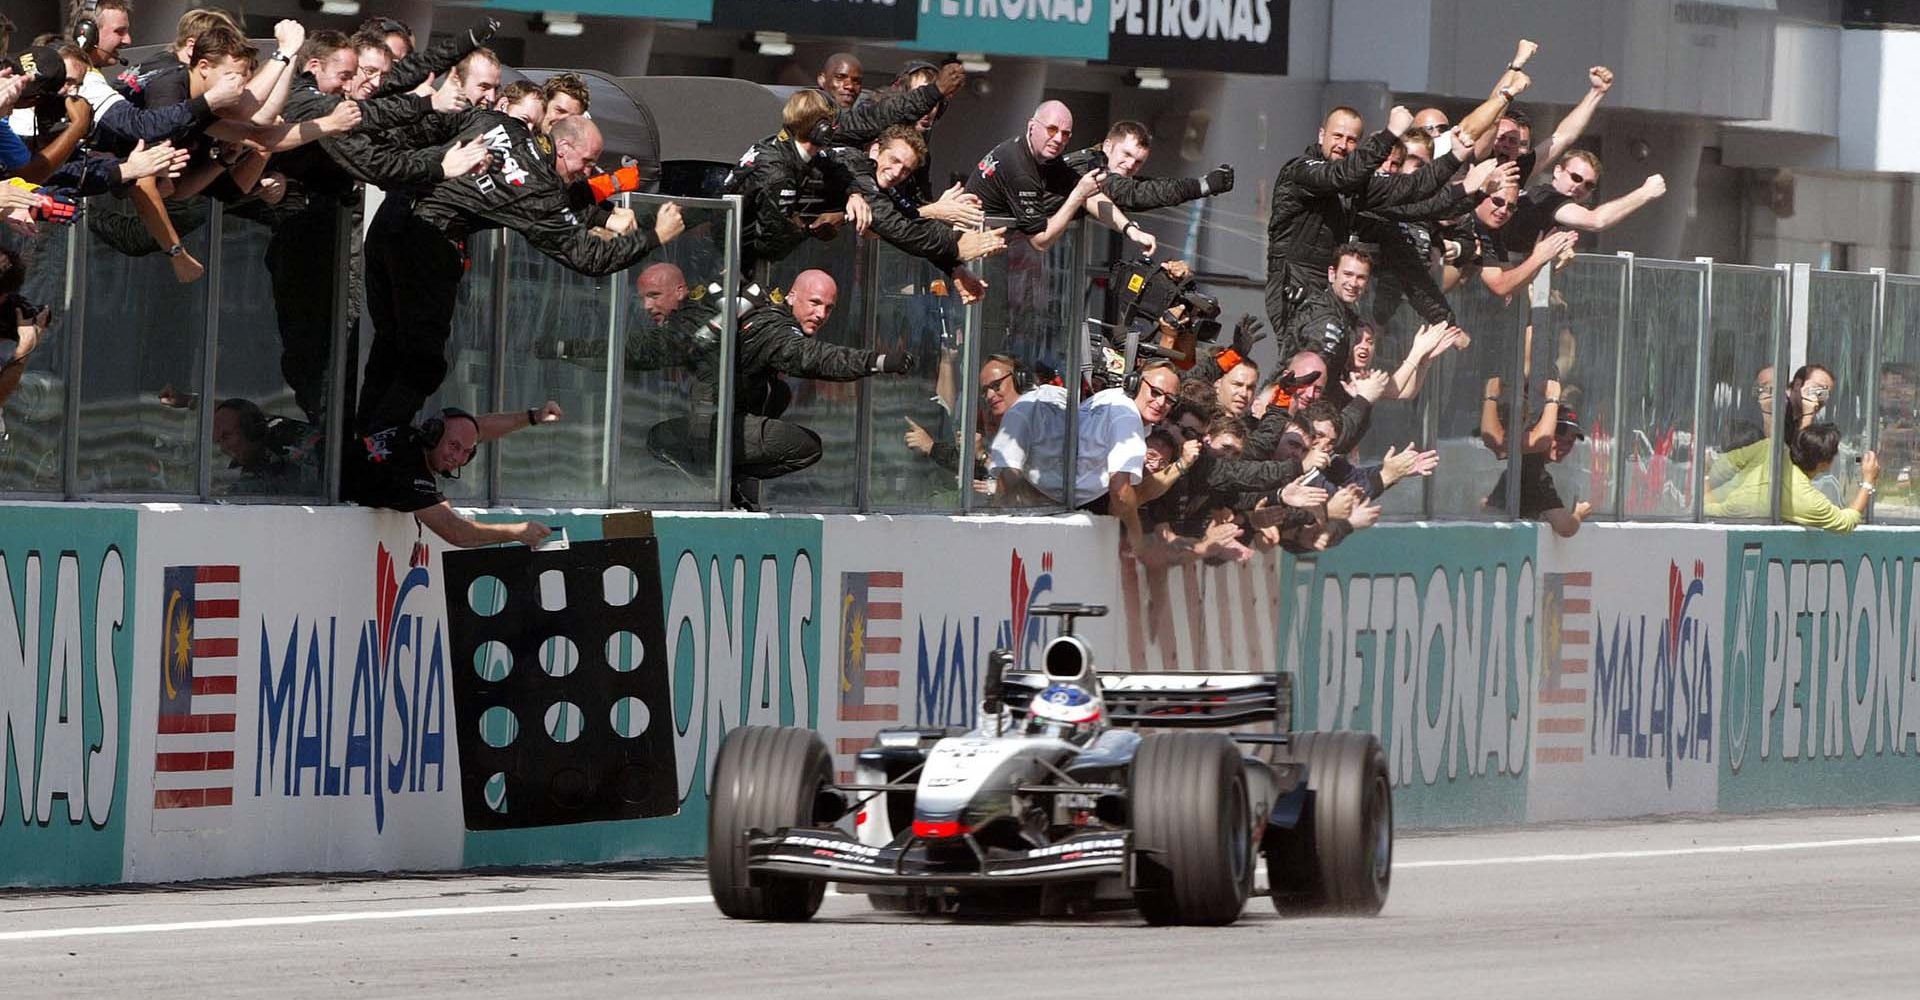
[22,196,1920,525]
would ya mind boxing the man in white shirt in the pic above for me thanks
[989,360,1179,545]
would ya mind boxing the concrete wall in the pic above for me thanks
[3,501,1918,888]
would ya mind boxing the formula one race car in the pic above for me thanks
[706,603,1391,925]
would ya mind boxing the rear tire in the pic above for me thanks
[1266,731,1392,916]
[705,725,831,921]
[1130,732,1253,926]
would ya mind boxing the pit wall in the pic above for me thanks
[1,505,1915,887]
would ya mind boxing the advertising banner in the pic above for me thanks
[1116,545,1284,674]
[1278,523,1540,827]
[711,0,919,39]
[0,508,135,886]
[908,0,1110,60]
[1720,530,1920,812]
[1104,0,1288,75]
[1525,529,1723,822]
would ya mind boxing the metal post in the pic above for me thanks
[1771,264,1806,524]
[1864,266,1887,519]
[323,197,355,504]
[602,193,628,508]
[487,230,509,507]
[1062,234,1084,514]
[1690,258,1714,522]
[1607,253,1635,518]
[62,210,86,498]
[197,202,226,500]
[854,236,880,513]
[959,286,984,513]
[714,196,742,509]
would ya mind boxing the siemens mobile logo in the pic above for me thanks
[1027,837,1124,857]
[784,835,882,857]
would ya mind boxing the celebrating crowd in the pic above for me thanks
[10,10,1873,548]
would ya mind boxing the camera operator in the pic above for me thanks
[344,401,562,548]
[1059,121,1234,214]
[964,100,1157,255]
[989,358,1179,549]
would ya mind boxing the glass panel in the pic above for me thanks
[425,230,499,505]
[1355,303,1429,518]
[754,228,867,509]
[1547,255,1627,517]
[1425,279,1528,517]
[495,235,618,505]
[976,222,1080,510]
[0,222,72,493]
[75,194,213,495]
[864,239,971,510]
[1874,278,1920,520]
[1802,271,1876,502]
[210,201,333,500]
[1702,266,1784,522]
[1619,262,1704,518]
[613,195,737,507]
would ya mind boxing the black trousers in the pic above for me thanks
[264,201,340,424]
[645,378,821,482]
[356,203,464,433]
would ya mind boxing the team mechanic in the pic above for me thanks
[1265,105,1464,342]
[353,110,684,436]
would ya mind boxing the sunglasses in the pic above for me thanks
[1804,385,1832,402]
[1567,170,1592,188]
[1489,196,1512,208]
[1420,123,1448,135]
[1031,120,1071,140]
[981,372,1016,396]
[1141,381,1177,404]
[1176,422,1205,440]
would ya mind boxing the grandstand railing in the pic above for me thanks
[4,188,1916,523]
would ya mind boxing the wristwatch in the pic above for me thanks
[1862,481,1878,495]
[165,243,186,258]
[527,407,539,427]
[270,50,291,64]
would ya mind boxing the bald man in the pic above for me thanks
[964,100,1158,254]
[356,110,685,433]
[646,269,917,506]
[818,53,862,109]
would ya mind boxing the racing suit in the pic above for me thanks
[1264,131,1461,333]
[963,134,1080,237]
[723,129,859,276]
[1279,286,1365,385]
[838,150,963,270]
[828,83,945,148]
[1060,146,1207,213]
[356,110,665,432]
[649,300,895,482]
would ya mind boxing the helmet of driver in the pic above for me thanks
[1026,682,1101,744]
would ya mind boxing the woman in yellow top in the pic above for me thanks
[1784,424,1879,530]
[1704,364,1834,516]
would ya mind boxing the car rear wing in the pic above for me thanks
[1003,671,1293,730]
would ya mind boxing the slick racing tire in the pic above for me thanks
[1130,732,1254,926]
[1266,730,1392,916]
[706,725,832,921]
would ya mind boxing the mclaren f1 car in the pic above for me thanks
[705,603,1391,925]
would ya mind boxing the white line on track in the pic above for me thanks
[1396,833,1920,869]
[5,833,1917,943]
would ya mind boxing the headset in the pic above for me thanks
[1124,359,1178,398]
[415,406,478,477]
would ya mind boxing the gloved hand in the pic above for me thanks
[471,17,501,46]
[1203,164,1234,196]
[876,352,916,375]
[29,189,77,225]
[1231,313,1266,358]
[586,164,643,202]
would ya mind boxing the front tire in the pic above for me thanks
[705,726,831,921]
[1266,731,1392,916]
[1130,732,1254,926]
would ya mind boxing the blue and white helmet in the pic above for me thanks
[1028,682,1101,742]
